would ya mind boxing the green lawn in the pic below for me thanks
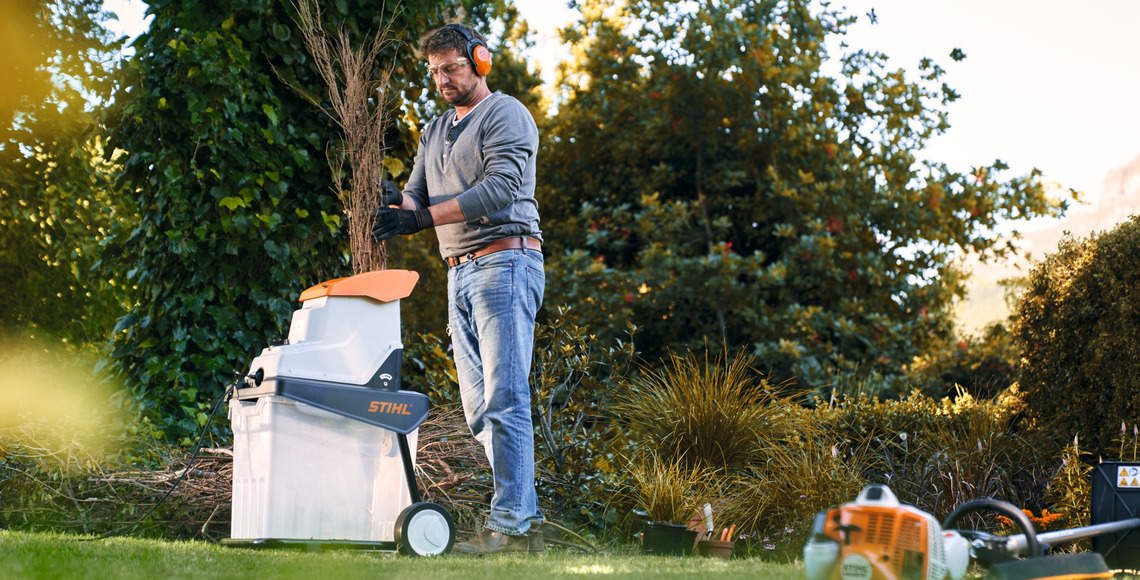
[0,530,803,579]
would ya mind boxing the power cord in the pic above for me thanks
[80,377,240,541]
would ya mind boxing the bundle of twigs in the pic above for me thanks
[0,431,235,539]
[96,450,233,504]
[414,405,492,529]
[91,448,234,539]
[291,0,398,273]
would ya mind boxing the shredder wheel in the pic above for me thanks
[395,502,455,556]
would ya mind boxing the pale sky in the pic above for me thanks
[834,1,1140,330]
[839,0,1140,206]
[102,0,149,38]
[103,0,1140,331]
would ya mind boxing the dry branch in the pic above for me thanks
[291,0,400,273]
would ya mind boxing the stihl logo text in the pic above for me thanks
[368,401,413,415]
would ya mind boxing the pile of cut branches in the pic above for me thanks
[3,406,596,551]
[0,407,490,540]
[414,405,493,531]
[0,431,233,539]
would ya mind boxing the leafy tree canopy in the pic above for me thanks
[538,0,1072,394]
[0,0,125,349]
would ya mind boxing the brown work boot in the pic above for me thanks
[454,529,531,555]
[528,524,545,553]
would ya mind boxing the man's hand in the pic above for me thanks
[371,207,434,242]
[380,179,404,207]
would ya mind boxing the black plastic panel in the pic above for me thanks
[1090,461,1140,567]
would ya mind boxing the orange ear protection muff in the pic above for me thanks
[447,24,492,77]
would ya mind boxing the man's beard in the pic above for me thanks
[443,82,479,107]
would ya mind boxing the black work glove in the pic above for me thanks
[371,207,433,242]
[380,179,404,206]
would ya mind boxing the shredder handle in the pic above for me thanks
[273,379,429,434]
[397,433,422,504]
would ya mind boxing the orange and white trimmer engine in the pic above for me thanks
[804,485,969,580]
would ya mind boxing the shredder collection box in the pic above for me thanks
[229,394,416,542]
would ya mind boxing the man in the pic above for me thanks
[371,23,544,555]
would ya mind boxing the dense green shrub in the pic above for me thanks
[907,322,1019,399]
[0,1,129,349]
[817,387,1052,519]
[1013,215,1140,456]
[528,306,637,535]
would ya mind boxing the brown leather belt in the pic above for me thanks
[445,236,542,267]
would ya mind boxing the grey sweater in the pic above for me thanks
[403,92,542,259]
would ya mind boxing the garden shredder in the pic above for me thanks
[222,269,455,556]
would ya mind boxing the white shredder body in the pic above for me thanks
[229,395,416,541]
[227,270,428,544]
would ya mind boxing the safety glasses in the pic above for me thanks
[428,58,471,79]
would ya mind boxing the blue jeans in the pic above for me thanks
[447,247,545,535]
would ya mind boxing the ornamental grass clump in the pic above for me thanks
[722,433,872,558]
[615,348,801,472]
[1044,435,1092,546]
[917,389,1047,516]
[624,451,719,525]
